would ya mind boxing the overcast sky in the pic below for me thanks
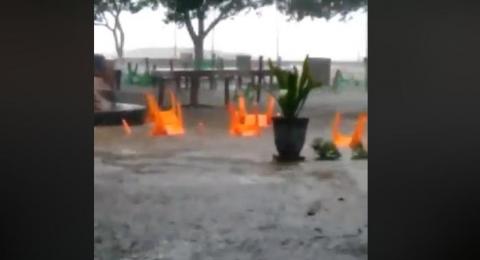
[94,5,367,61]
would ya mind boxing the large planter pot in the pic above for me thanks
[272,117,309,161]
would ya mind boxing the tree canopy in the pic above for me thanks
[94,0,142,22]
[137,0,273,27]
[136,0,274,42]
[275,0,367,21]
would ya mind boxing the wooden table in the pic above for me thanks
[152,68,273,107]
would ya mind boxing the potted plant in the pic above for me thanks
[268,56,323,161]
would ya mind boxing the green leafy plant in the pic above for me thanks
[351,142,368,160]
[311,138,341,160]
[268,56,323,118]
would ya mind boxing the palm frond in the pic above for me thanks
[269,56,322,118]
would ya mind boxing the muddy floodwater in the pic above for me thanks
[95,89,368,260]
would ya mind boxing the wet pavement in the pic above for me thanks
[94,89,368,260]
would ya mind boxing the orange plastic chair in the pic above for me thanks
[145,92,160,123]
[228,102,261,136]
[332,112,367,148]
[145,90,185,136]
[256,95,276,127]
[236,95,275,128]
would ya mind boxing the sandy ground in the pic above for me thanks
[95,84,368,260]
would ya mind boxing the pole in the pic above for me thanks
[276,11,279,62]
[212,27,215,56]
[275,8,281,66]
[174,24,177,59]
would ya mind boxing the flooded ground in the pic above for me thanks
[94,87,368,260]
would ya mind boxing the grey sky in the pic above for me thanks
[94,5,367,61]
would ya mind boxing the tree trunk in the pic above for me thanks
[114,27,124,59]
[190,75,200,106]
[111,28,124,59]
[111,11,124,59]
[116,44,124,59]
[190,38,203,106]
[194,11,205,69]
[118,24,125,59]
[193,38,204,68]
[190,35,203,106]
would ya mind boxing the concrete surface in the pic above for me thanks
[94,88,368,260]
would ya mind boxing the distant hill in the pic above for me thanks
[98,47,363,63]
[116,47,247,59]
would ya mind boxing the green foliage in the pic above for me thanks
[275,0,367,21]
[351,142,368,160]
[134,0,366,24]
[311,138,341,160]
[94,0,142,22]
[268,56,322,118]
[136,0,273,25]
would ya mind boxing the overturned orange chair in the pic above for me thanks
[236,95,276,128]
[228,102,261,137]
[145,90,185,136]
[332,112,367,148]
